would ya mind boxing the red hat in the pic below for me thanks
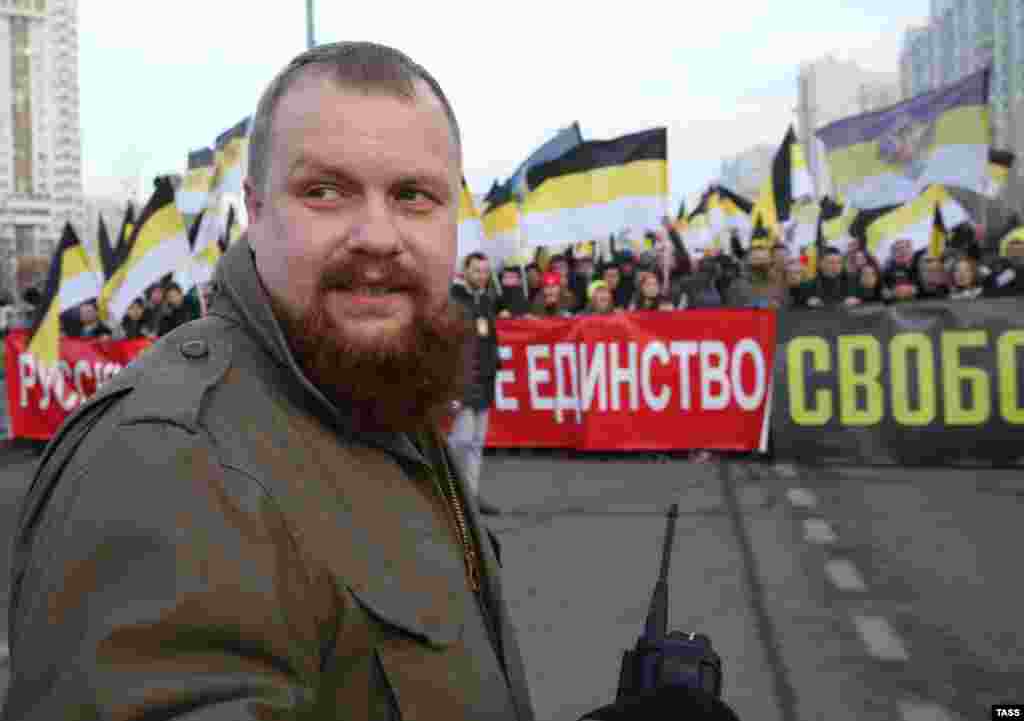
[542,271,562,288]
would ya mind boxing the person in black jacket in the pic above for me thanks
[495,264,533,318]
[802,247,849,307]
[118,298,155,339]
[600,261,632,309]
[914,250,950,300]
[985,227,1024,297]
[140,284,166,333]
[75,300,113,339]
[156,282,198,337]
[881,238,919,303]
[449,251,502,515]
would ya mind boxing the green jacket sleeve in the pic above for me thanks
[4,423,349,719]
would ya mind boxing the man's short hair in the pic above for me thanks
[164,282,183,294]
[463,251,488,270]
[248,41,462,193]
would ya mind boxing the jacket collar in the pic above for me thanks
[206,233,426,467]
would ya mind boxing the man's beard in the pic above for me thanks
[268,269,473,435]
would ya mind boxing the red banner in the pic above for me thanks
[5,311,776,450]
[483,310,777,451]
[5,330,152,440]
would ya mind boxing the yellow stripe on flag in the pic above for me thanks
[182,166,214,194]
[929,211,946,258]
[26,304,61,369]
[458,182,479,223]
[482,202,519,238]
[101,199,188,323]
[792,141,808,172]
[930,104,990,147]
[864,186,957,263]
[522,159,667,214]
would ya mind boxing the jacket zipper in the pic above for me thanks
[426,430,511,681]
[426,430,481,593]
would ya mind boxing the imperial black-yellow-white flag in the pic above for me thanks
[174,208,223,293]
[114,202,135,270]
[210,116,251,198]
[177,147,216,215]
[717,185,754,243]
[27,223,104,369]
[96,215,118,281]
[816,68,991,209]
[520,127,667,246]
[863,185,969,264]
[750,125,813,235]
[683,187,717,254]
[481,179,521,265]
[100,177,191,325]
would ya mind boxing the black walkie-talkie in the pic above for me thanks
[614,503,724,701]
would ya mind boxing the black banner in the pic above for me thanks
[772,297,1024,467]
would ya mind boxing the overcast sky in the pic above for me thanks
[79,1,928,212]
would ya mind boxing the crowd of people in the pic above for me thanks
[54,278,211,341]
[18,210,1024,347]
[454,216,1024,323]
[448,215,1024,467]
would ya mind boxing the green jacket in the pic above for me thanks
[5,235,535,720]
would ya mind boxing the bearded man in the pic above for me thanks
[5,40,743,721]
[4,41,535,720]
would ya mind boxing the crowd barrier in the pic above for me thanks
[5,297,1023,466]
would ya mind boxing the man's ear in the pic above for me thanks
[243,176,263,226]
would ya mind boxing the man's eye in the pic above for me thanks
[396,188,434,205]
[306,186,341,201]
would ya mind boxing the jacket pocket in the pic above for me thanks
[346,581,464,650]
[345,578,496,721]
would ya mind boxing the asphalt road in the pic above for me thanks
[760,461,1024,721]
[0,446,1019,720]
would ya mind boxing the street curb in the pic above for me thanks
[719,461,800,721]
[724,461,899,721]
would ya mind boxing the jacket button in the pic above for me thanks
[180,339,209,359]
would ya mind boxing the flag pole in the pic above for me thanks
[305,0,316,49]
[518,203,529,305]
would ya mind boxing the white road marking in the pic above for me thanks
[898,701,959,721]
[825,559,867,591]
[853,615,909,661]
[776,463,798,479]
[0,640,8,664]
[804,518,837,544]
[786,488,817,508]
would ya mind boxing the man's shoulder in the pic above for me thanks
[15,316,267,544]
[57,314,244,447]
